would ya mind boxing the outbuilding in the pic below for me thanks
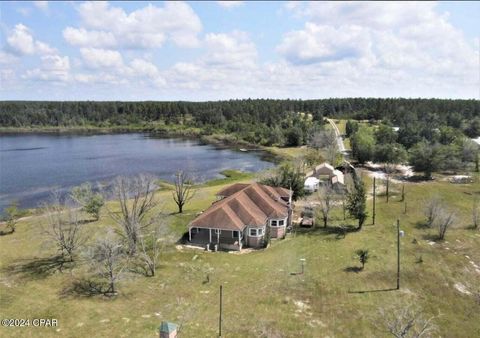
[304,176,320,193]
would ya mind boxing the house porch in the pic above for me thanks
[188,227,243,251]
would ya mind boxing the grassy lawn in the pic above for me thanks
[264,146,308,160]
[1,172,479,337]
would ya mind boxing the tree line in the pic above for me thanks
[1,98,479,146]
[348,120,479,177]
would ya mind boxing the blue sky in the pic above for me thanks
[0,1,478,101]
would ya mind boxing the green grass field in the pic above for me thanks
[1,172,479,337]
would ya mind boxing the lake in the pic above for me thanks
[0,133,274,213]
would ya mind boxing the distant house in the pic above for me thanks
[188,183,292,251]
[305,162,345,190]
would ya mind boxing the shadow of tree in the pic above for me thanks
[415,221,431,229]
[77,219,97,225]
[465,224,479,230]
[300,225,358,240]
[59,278,110,298]
[343,266,363,273]
[0,229,14,236]
[3,255,71,280]
[421,233,441,242]
[348,288,397,294]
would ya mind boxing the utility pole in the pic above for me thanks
[386,175,389,203]
[219,284,223,337]
[372,177,376,225]
[396,219,400,290]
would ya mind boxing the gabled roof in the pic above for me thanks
[216,183,250,197]
[190,183,289,231]
[216,183,290,199]
[315,162,335,176]
[332,169,345,185]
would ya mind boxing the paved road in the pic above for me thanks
[326,118,346,153]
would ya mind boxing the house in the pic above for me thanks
[304,176,320,193]
[188,183,292,251]
[314,162,335,176]
[306,162,345,189]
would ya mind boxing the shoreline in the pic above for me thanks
[0,125,287,162]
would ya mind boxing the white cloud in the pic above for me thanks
[80,48,124,69]
[277,23,371,64]
[217,1,244,9]
[33,1,48,13]
[0,51,19,64]
[7,24,35,55]
[204,31,257,68]
[66,2,202,49]
[63,27,116,48]
[128,58,158,77]
[275,2,479,97]
[6,24,56,56]
[165,31,258,91]
[35,41,57,55]
[23,54,70,82]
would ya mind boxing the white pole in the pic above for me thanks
[209,228,212,242]
[189,227,192,241]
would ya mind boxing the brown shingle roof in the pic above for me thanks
[190,183,289,231]
[216,183,250,197]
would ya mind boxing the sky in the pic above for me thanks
[0,1,479,101]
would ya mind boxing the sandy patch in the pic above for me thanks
[454,283,471,295]
[294,300,311,316]
[308,319,326,328]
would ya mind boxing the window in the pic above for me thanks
[232,231,239,238]
[249,228,264,236]
[270,219,285,227]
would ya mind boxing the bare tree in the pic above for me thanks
[172,170,195,213]
[437,209,455,240]
[423,197,442,227]
[87,230,127,296]
[109,175,158,255]
[472,198,479,229]
[317,184,335,227]
[309,129,339,165]
[137,221,167,277]
[42,195,87,262]
[376,303,436,338]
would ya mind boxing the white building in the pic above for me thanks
[304,177,320,193]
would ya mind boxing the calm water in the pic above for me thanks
[0,133,274,213]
